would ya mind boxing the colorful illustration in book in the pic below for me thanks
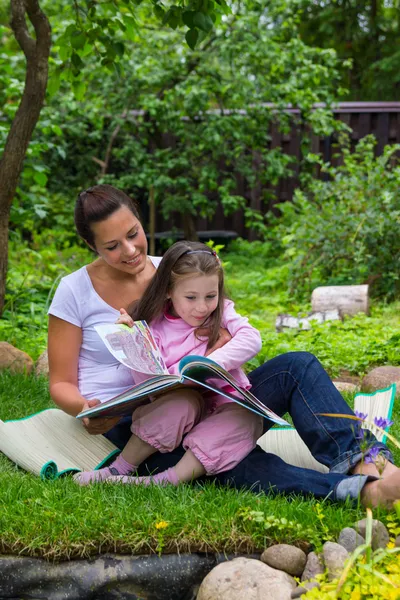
[95,322,167,375]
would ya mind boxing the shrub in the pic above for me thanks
[277,135,400,300]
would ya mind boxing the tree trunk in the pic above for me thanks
[0,0,51,315]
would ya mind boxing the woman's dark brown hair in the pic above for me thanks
[130,241,226,349]
[74,184,141,248]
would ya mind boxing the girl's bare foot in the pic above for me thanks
[361,469,400,508]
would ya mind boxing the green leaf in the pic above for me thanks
[193,11,213,33]
[113,42,125,57]
[33,171,48,187]
[70,31,86,50]
[153,5,165,20]
[47,71,60,97]
[72,80,87,101]
[71,52,83,70]
[58,43,70,62]
[185,28,199,49]
[52,125,63,137]
[182,11,196,28]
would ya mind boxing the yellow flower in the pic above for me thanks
[155,520,169,530]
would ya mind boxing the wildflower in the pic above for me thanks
[354,411,368,440]
[364,445,382,464]
[155,520,169,530]
[354,411,368,421]
[374,416,394,430]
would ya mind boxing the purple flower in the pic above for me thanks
[364,445,382,464]
[373,416,394,430]
[354,411,368,422]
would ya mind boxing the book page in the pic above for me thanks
[95,321,168,375]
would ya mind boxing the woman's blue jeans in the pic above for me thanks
[105,352,392,502]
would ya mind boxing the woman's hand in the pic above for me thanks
[116,307,134,327]
[198,327,232,356]
[81,398,121,435]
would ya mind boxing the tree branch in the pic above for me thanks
[10,0,35,59]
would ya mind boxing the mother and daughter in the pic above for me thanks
[48,184,400,507]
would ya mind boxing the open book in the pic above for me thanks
[77,322,289,426]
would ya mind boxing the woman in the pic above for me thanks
[48,184,400,507]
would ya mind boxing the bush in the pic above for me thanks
[277,135,400,300]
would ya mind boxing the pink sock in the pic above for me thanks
[73,454,137,486]
[108,467,180,486]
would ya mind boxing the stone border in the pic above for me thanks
[0,553,260,600]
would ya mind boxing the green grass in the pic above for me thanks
[1,240,400,560]
[0,371,394,560]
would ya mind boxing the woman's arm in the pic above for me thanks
[206,300,262,371]
[48,316,119,433]
[48,315,86,415]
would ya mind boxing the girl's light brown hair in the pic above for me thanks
[130,241,226,349]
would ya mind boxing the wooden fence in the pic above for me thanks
[148,102,400,242]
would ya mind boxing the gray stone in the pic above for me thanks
[261,544,307,577]
[332,381,359,394]
[355,518,390,550]
[291,582,320,598]
[322,542,349,581]
[0,342,34,375]
[338,527,365,553]
[276,310,340,333]
[0,553,217,600]
[35,349,49,377]
[361,366,400,396]
[197,557,295,600]
[300,551,324,582]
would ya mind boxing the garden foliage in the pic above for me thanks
[277,135,400,300]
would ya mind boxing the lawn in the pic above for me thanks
[0,239,400,560]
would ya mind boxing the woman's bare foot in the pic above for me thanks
[361,469,400,508]
[352,457,398,479]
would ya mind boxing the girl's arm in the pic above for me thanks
[206,300,262,371]
[48,315,119,433]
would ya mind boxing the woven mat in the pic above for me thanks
[0,409,119,479]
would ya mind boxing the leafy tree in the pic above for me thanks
[298,0,400,99]
[4,0,344,247]
[0,0,229,315]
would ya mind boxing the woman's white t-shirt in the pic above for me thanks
[48,257,162,403]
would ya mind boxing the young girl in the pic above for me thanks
[75,241,263,486]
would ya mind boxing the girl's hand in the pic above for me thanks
[116,308,134,328]
[81,398,121,435]
[198,327,232,356]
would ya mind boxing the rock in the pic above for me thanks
[291,582,320,598]
[333,382,359,394]
[338,527,365,553]
[311,284,369,317]
[261,544,307,577]
[361,366,400,396]
[35,349,49,377]
[197,557,295,600]
[276,310,340,333]
[300,552,324,582]
[0,553,216,600]
[355,518,390,550]
[0,342,34,375]
[322,542,349,581]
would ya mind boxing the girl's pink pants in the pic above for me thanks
[130,389,263,474]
